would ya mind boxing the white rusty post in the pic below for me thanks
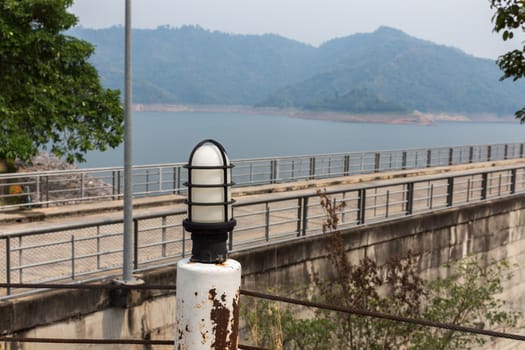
[176,140,240,350]
[176,259,241,349]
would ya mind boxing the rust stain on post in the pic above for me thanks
[228,289,240,349]
[209,288,234,349]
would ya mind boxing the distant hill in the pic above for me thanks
[70,25,315,105]
[70,25,525,115]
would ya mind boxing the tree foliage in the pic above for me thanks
[0,0,123,162]
[490,0,525,121]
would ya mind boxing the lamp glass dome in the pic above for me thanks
[188,142,232,224]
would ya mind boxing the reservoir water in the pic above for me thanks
[81,111,525,168]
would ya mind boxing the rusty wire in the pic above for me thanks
[2,282,525,343]
[0,336,267,349]
[241,289,525,342]
[0,336,172,345]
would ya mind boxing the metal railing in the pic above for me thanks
[2,163,525,298]
[0,143,524,210]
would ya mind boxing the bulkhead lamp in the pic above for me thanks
[183,139,236,263]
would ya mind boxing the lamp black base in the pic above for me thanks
[183,219,237,264]
[190,232,228,263]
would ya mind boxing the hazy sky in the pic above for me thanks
[69,0,522,59]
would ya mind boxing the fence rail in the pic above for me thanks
[1,143,524,210]
[2,163,525,298]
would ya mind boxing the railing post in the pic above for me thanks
[45,175,49,207]
[402,151,407,170]
[296,197,302,236]
[36,175,41,204]
[265,203,270,242]
[24,185,31,208]
[117,170,122,198]
[182,227,186,257]
[146,170,150,193]
[426,149,432,168]
[469,146,474,163]
[112,171,117,199]
[406,182,414,215]
[177,166,182,194]
[18,237,22,283]
[448,147,454,166]
[159,168,163,193]
[176,167,182,194]
[6,237,10,295]
[270,160,278,184]
[96,226,101,270]
[481,172,488,200]
[374,152,381,173]
[511,169,517,194]
[498,174,503,196]
[344,155,350,176]
[172,167,177,194]
[357,188,366,224]
[466,178,471,203]
[71,235,75,280]
[80,173,85,199]
[133,219,139,270]
[487,145,492,161]
[162,216,167,257]
[446,177,454,207]
[341,192,347,223]
[429,184,434,209]
[309,157,316,180]
[373,188,377,217]
[520,143,524,158]
[504,144,509,160]
[301,197,309,236]
[385,190,390,218]
[270,160,274,184]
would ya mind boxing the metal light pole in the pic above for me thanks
[120,0,139,284]
[176,139,241,349]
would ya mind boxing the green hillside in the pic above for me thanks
[70,25,525,115]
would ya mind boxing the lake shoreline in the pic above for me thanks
[132,104,516,125]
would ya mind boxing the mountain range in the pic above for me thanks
[69,25,525,116]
